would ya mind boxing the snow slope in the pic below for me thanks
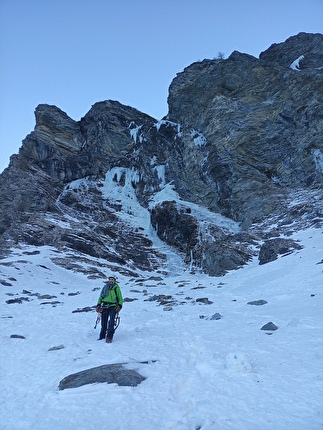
[0,226,322,430]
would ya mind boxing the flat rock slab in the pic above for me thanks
[247,300,268,306]
[59,363,146,390]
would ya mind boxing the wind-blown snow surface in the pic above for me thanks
[0,227,322,430]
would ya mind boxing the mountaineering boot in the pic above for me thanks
[106,338,112,344]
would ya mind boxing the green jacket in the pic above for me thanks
[97,282,123,307]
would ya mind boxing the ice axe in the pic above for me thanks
[94,313,101,329]
[94,306,102,329]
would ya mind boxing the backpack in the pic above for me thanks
[101,283,118,303]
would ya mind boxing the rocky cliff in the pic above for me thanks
[0,32,322,276]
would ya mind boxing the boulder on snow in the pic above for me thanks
[247,300,268,306]
[261,322,278,331]
[49,344,65,351]
[210,313,222,320]
[58,363,146,390]
[10,334,26,339]
[196,297,213,304]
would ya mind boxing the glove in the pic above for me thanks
[115,305,122,313]
[96,305,102,313]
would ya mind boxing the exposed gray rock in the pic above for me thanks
[38,294,56,299]
[258,238,302,265]
[72,306,95,313]
[48,344,65,351]
[6,297,30,304]
[0,280,13,286]
[151,200,254,276]
[259,32,323,71]
[247,300,268,306]
[261,322,278,331]
[151,201,198,253]
[144,294,175,306]
[196,298,213,304]
[10,334,26,339]
[210,313,222,320]
[58,363,146,390]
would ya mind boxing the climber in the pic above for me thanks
[96,275,123,343]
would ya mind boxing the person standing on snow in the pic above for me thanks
[96,275,123,343]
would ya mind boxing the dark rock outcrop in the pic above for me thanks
[259,32,323,71]
[258,238,302,265]
[151,200,254,275]
[261,322,278,331]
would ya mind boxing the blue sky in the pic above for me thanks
[1,0,322,173]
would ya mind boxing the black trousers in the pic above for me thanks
[99,306,117,340]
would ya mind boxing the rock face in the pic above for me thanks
[166,33,323,224]
[0,32,322,276]
[259,32,323,71]
[258,238,302,265]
